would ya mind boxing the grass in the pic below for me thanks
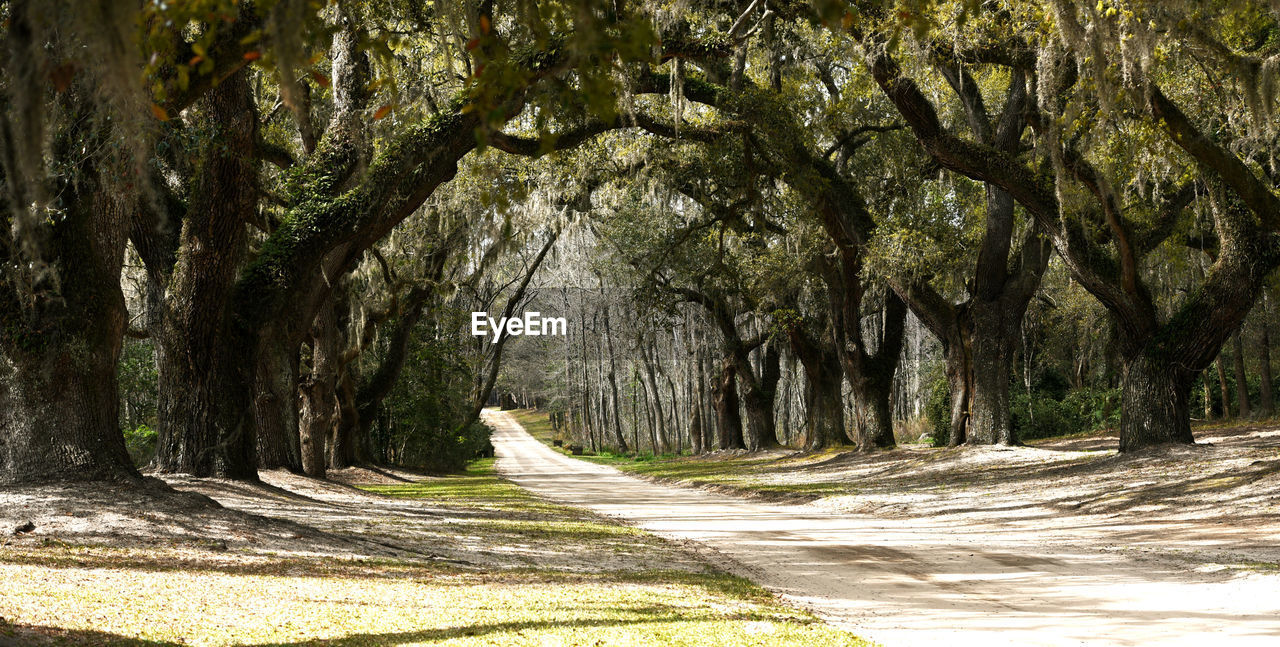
[1229,560,1280,572]
[365,458,566,514]
[509,408,559,446]
[504,409,859,499]
[364,459,645,542]
[0,546,867,646]
[0,457,872,647]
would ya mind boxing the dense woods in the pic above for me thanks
[3,0,1280,485]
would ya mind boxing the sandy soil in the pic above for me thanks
[0,465,707,574]
[487,409,1280,647]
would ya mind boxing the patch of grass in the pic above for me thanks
[507,409,560,446]
[362,458,651,544]
[590,451,861,498]
[364,458,563,513]
[0,459,872,647]
[0,544,871,646]
[506,409,864,498]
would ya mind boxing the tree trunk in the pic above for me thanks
[843,292,907,451]
[328,369,359,469]
[689,401,703,454]
[299,305,339,478]
[851,374,894,450]
[254,333,302,471]
[0,144,137,483]
[0,330,137,484]
[965,307,1017,445]
[1119,352,1195,451]
[802,354,849,451]
[641,342,670,452]
[1259,317,1275,416]
[788,325,849,450]
[942,340,971,446]
[694,344,711,453]
[1216,354,1232,419]
[154,70,259,480]
[1232,331,1251,418]
[712,357,745,450]
[739,344,781,450]
[1203,369,1213,419]
[601,304,628,452]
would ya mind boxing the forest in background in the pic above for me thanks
[4,0,1280,485]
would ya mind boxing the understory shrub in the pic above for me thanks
[123,424,157,466]
[374,306,493,472]
[924,371,950,447]
[397,420,494,472]
[1011,387,1119,441]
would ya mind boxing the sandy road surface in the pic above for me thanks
[485,409,1280,647]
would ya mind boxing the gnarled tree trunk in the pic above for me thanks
[299,303,340,478]
[154,69,259,480]
[255,331,302,471]
[788,324,850,450]
[0,195,136,484]
[1119,352,1194,451]
[712,357,745,450]
[739,343,781,450]
[964,302,1020,445]
[801,353,848,451]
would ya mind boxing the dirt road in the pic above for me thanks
[486,409,1280,647]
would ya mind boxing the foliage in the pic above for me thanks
[1012,387,1121,441]
[117,338,157,433]
[924,368,951,447]
[122,424,158,467]
[376,307,492,472]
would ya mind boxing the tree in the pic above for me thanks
[0,0,219,484]
[841,1,1280,451]
[150,0,665,478]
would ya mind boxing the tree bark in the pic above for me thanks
[329,367,360,469]
[1216,354,1232,419]
[601,302,629,452]
[802,353,849,451]
[964,303,1019,445]
[739,343,781,450]
[299,302,340,478]
[0,66,138,483]
[254,331,302,471]
[942,336,972,446]
[1119,352,1195,451]
[851,367,896,450]
[1203,369,1213,419]
[688,392,704,455]
[712,357,745,450]
[0,340,139,484]
[1232,331,1251,418]
[787,324,850,450]
[1259,313,1275,416]
[844,292,907,451]
[154,69,259,480]
[641,341,670,452]
[0,194,136,484]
